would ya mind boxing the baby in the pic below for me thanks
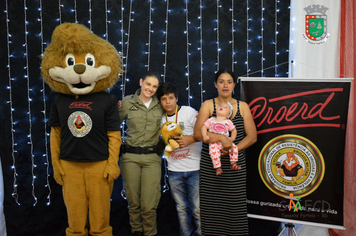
[201,102,240,175]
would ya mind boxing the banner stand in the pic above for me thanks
[242,78,351,230]
[278,223,298,236]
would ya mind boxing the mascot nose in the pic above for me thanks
[74,64,86,74]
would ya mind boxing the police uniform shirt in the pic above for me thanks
[49,92,121,162]
[119,89,163,147]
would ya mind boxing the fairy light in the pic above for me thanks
[23,0,38,206]
[104,0,108,40]
[74,0,77,23]
[275,0,279,77]
[185,0,191,106]
[146,0,153,70]
[162,0,170,82]
[198,0,204,104]
[119,0,125,97]
[88,0,92,31]
[120,0,124,57]
[246,0,250,76]
[120,0,132,199]
[39,0,52,206]
[122,0,134,97]
[58,0,62,24]
[119,1,139,199]
[215,0,220,70]
[230,0,235,71]
[5,0,20,206]
[261,0,264,77]
[119,0,127,187]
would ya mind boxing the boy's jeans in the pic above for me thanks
[169,170,201,236]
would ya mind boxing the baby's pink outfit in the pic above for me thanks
[204,117,238,168]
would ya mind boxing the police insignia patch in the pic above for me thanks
[130,105,139,111]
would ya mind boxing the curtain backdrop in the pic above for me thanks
[289,0,340,78]
[330,0,356,235]
[290,0,356,235]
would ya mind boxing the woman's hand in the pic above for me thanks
[219,135,233,156]
[220,135,232,151]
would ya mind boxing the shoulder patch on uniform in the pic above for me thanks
[130,105,139,111]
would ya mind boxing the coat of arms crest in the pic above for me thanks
[303,5,329,43]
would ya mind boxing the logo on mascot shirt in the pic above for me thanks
[258,134,325,198]
[69,101,93,110]
[68,111,92,137]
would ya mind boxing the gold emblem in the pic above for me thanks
[259,134,325,198]
[130,105,139,111]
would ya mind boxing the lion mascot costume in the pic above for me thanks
[160,121,182,157]
[41,23,122,236]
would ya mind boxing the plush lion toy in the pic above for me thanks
[160,121,183,157]
[41,23,122,236]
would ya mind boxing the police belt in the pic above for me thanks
[123,145,159,154]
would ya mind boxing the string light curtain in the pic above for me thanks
[38,0,52,207]
[0,0,290,235]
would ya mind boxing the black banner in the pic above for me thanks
[241,78,351,229]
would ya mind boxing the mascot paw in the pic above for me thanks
[169,139,180,150]
[165,144,174,152]
[54,173,64,186]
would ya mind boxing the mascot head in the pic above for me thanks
[161,121,182,142]
[41,23,122,95]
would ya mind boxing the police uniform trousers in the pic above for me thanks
[121,152,162,235]
[61,159,114,236]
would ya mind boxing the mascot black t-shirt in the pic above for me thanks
[49,92,120,162]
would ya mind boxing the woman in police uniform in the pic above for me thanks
[118,71,164,236]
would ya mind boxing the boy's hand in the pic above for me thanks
[203,135,210,142]
[173,135,194,148]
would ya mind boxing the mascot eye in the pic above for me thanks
[65,53,75,66]
[85,53,95,67]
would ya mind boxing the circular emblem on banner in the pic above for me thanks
[67,111,92,138]
[258,134,325,198]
